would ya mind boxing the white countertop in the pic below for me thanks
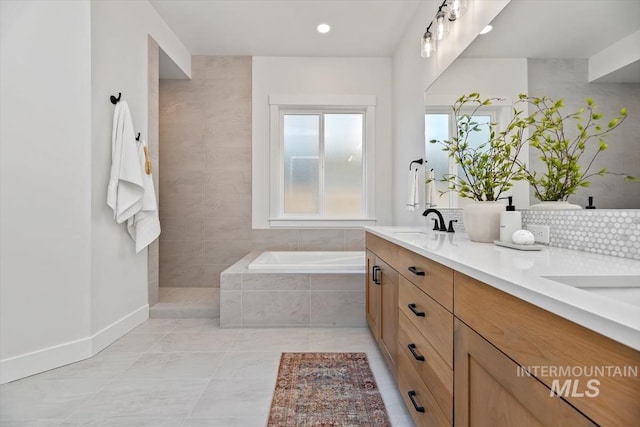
[365,226,640,351]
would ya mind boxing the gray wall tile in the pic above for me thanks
[241,291,310,326]
[310,291,366,327]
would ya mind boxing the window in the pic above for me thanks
[269,95,376,227]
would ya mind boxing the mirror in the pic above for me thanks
[424,0,640,209]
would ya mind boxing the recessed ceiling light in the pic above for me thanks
[317,23,331,34]
[479,25,493,35]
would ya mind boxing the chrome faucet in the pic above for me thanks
[422,208,447,232]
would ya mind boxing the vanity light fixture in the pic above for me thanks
[421,0,470,58]
[317,23,331,34]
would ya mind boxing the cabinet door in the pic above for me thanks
[454,319,597,427]
[378,257,398,375]
[366,250,380,339]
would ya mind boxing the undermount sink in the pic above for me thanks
[541,275,640,308]
[392,230,445,237]
[393,231,430,237]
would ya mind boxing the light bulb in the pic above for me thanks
[435,11,446,40]
[421,31,435,58]
[479,25,493,35]
[448,0,462,21]
[317,23,331,34]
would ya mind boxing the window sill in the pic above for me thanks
[269,218,377,228]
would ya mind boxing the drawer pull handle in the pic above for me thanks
[408,303,425,317]
[408,343,425,361]
[407,390,425,413]
[408,266,425,276]
[372,266,381,285]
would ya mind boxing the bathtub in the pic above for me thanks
[220,251,367,328]
[248,251,365,273]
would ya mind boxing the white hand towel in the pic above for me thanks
[107,101,144,224]
[426,169,437,207]
[406,168,419,211]
[127,138,161,253]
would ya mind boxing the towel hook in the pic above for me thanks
[136,133,141,141]
[409,158,424,170]
[110,92,121,105]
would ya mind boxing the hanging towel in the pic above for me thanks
[127,138,161,253]
[406,168,420,211]
[426,169,437,208]
[107,101,144,224]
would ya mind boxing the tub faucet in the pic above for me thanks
[422,208,447,232]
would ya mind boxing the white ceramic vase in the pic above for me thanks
[528,201,582,210]
[462,201,505,243]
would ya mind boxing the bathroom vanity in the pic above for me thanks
[365,227,640,427]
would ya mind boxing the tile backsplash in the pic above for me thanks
[439,208,640,260]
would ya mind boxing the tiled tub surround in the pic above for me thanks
[437,208,639,260]
[220,253,366,328]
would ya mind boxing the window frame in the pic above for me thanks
[269,95,376,228]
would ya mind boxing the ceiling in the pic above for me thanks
[150,0,639,81]
[462,0,640,59]
[149,0,422,57]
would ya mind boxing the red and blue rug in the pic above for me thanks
[268,352,391,426]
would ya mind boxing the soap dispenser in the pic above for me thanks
[500,196,522,243]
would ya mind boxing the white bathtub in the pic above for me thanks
[248,251,365,273]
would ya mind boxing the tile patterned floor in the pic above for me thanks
[0,318,414,426]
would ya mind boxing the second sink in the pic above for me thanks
[541,275,640,308]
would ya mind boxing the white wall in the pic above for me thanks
[90,0,190,345]
[0,0,191,383]
[425,57,530,206]
[391,0,511,225]
[0,0,92,383]
[589,30,640,83]
[252,56,393,227]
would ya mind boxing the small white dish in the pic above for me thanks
[493,240,545,251]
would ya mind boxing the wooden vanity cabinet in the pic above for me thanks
[366,232,639,427]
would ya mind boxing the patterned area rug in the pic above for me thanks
[267,352,391,427]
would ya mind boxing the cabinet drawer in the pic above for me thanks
[397,349,451,427]
[399,277,453,368]
[399,311,453,423]
[398,246,453,311]
[366,233,399,267]
[455,271,640,427]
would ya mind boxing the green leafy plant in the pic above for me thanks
[428,93,531,201]
[518,94,633,201]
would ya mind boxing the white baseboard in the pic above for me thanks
[0,305,149,384]
[0,336,91,384]
[91,304,149,354]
